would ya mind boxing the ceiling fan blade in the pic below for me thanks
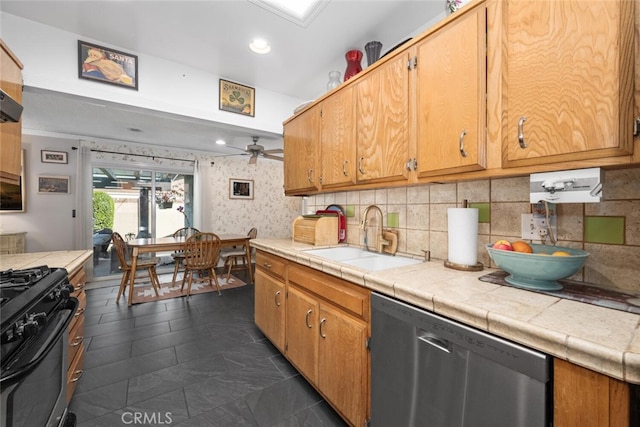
[262,153,284,161]
[263,148,284,154]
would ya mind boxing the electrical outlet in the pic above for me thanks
[521,213,557,241]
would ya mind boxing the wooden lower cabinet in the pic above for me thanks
[254,250,370,427]
[254,268,286,352]
[554,358,632,427]
[66,262,88,402]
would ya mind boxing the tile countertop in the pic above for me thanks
[251,238,640,385]
[0,250,93,274]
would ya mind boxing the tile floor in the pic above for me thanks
[69,269,347,426]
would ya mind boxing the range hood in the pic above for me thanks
[0,89,23,123]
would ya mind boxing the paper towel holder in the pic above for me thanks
[444,259,484,271]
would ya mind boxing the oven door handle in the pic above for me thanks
[0,300,78,387]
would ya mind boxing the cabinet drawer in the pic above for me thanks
[66,344,85,403]
[68,315,85,369]
[289,263,370,320]
[256,251,287,280]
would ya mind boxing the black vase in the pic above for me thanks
[364,41,383,66]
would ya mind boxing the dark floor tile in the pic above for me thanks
[83,341,132,369]
[88,321,172,351]
[131,323,211,357]
[84,317,136,338]
[245,375,323,427]
[175,399,257,427]
[69,380,128,423]
[175,329,255,363]
[125,388,190,425]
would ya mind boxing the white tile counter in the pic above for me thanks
[251,238,640,384]
[0,250,93,275]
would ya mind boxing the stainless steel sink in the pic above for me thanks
[303,247,422,272]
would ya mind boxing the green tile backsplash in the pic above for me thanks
[469,202,490,223]
[346,205,355,217]
[584,216,625,245]
[387,212,399,228]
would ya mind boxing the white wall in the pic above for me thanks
[0,135,78,252]
[0,12,302,135]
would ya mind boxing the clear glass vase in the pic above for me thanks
[327,71,341,91]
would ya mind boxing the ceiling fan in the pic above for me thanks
[243,136,284,164]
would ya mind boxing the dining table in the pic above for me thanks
[126,233,253,306]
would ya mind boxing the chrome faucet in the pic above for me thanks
[360,205,390,253]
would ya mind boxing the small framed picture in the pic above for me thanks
[219,79,255,117]
[41,150,68,164]
[78,40,138,90]
[229,179,254,200]
[38,176,70,194]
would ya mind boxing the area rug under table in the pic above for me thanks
[131,275,246,304]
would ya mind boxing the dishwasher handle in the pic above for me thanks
[417,329,451,353]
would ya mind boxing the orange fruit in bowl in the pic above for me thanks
[552,251,571,256]
[512,241,533,253]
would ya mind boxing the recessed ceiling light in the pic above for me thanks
[249,38,271,54]
[248,0,328,27]
[215,139,226,145]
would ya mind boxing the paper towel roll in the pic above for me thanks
[447,208,479,266]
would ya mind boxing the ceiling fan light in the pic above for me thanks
[250,38,271,54]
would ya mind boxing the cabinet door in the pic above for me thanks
[503,0,634,167]
[415,5,487,177]
[318,303,369,427]
[0,41,23,185]
[286,285,319,385]
[320,86,357,189]
[283,105,320,194]
[254,269,286,352]
[355,52,410,184]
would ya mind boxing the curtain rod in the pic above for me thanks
[81,147,196,163]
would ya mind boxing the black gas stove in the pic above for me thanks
[1,265,78,427]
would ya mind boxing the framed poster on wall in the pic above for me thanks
[229,179,254,199]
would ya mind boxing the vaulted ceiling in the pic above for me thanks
[1,1,447,155]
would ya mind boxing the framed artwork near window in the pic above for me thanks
[0,149,26,212]
[78,40,138,90]
[41,150,68,164]
[229,179,254,200]
[38,176,70,194]
[219,79,255,117]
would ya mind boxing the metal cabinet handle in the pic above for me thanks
[71,336,84,347]
[74,307,85,317]
[406,159,413,171]
[358,157,366,175]
[518,116,527,148]
[263,262,271,269]
[417,332,451,353]
[342,160,349,176]
[307,169,314,183]
[274,290,281,307]
[319,317,327,338]
[305,309,313,328]
[459,130,468,157]
[70,370,84,383]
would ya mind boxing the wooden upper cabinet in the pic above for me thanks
[355,51,411,184]
[283,105,320,195]
[502,0,634,167]
[415,4,487,177]
[319,86,356,189]
[0,40,23,186]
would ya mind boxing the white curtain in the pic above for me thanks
[74,142,94,276]
[193,158,210,231]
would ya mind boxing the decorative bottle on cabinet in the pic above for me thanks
[344,50,363,81]
[327,71,341,91]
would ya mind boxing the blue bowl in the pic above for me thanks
[486,243,589,291]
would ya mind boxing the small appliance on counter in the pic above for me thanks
[315,204,346,243]
[293,215,339,246]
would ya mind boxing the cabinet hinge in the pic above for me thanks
[407,56,417,70]
[634,116,640,138]
[365,336,371,351]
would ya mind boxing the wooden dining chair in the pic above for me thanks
[182,232,222,297]
[171,227,200,286]
[221,227,257,281]
[111,232,161,302]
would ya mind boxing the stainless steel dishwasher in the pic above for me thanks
[371,293,551,427]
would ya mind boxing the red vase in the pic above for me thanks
[344,49,363,81]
